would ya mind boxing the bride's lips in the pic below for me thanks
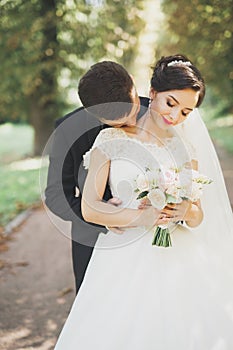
[162,116,173,125]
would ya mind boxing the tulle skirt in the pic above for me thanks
[55,224,233,350]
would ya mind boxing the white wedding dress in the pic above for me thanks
[55,127,233,350]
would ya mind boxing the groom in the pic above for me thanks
[45,61,149,294]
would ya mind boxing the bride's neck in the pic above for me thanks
[136,110,174,140]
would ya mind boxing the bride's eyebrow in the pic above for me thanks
[168,95,193,111]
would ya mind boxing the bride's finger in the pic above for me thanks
[156,218,171,225]
[140,198,150,204]
[138,203,151,209]
[164,205,177,211]
[161,209,174,216]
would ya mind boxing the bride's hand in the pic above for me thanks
[138,197,151,209]
[161,200,192,222]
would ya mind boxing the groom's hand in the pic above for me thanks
[106,197,138,234]
[107,197,125,234]
[107,197,122,207]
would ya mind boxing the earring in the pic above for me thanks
[148,98,152,115]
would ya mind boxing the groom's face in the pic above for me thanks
[101,86,140,128]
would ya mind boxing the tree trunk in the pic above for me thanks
[29,0,58,156]
[30,99,55,156]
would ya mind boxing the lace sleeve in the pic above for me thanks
[83,128,127,169]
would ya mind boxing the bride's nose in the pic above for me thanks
[170,109,180,122]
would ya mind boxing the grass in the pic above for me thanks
[0,123,47,228]
[0,166,45,226]
[0,123,34,164]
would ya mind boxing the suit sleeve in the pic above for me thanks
[45,120,79,221]
[45,115,110,232]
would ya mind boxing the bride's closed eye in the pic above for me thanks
[167,99,189,117]
[167,100,175,107]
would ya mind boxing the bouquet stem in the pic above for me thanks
[152,226,172,247]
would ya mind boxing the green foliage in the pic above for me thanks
[159,0,233,114]
[0,0,145,123]
[0,0,58,121]
[136,190,149,199]
[0,0,145,154]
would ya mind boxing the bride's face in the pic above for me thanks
[149,88,199,129]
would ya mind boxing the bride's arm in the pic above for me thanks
[81,147,160,227]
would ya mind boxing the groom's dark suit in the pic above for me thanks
[45,97,149,293]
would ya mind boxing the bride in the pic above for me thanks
[55,55,233,349]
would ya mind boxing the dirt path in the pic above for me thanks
[0,208,74,350]
[0,145,232,350]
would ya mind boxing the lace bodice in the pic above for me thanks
[83,128,196,209]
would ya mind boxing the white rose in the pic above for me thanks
[136,174,149,191]
[191,169,201,179]
[166,184,182,202]
[179,168,192,187]
[178,168,193,198]
[159,168,177,191]
[148,189,166,210]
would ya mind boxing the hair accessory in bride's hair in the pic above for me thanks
[167,60,192,67]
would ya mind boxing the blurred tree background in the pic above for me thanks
[0,0,144,155]
[158,0,233,119]
[1,0,232,155]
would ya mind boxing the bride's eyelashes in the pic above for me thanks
[167,100,189,117]
[167,100,175,108]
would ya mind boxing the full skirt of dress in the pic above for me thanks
[55,224,233,350]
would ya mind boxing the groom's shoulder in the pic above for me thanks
[139,96,149,106]
[138,96,149,119]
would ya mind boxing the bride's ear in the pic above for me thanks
[149,87,157,100]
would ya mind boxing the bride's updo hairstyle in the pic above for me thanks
[151,54,205,107]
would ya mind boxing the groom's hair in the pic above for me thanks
[78,61,134,120]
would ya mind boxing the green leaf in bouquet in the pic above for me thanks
[165,194,178,203]
[136,190,149,199]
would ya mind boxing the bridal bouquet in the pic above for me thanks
[134,166,212,247]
